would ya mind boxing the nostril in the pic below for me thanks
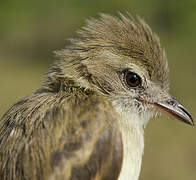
[168,99,175,106]
[168,97,179,106]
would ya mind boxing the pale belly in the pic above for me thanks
[111,101,150,180]
[118,119,145,180]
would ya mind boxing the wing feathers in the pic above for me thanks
[0,91,123,180]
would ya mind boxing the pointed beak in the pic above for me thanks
[137,97,194,126]
[154,97,194,126]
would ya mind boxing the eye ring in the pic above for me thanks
[123,70,142,88]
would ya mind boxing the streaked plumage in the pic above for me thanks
[0,13,193,180]
[0,89,123,180]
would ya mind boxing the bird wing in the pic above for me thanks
[0,91,123,180]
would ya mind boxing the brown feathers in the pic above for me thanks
[0,89,123,180]
[0,13,171,180]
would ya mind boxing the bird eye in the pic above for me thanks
[124,70,142,88]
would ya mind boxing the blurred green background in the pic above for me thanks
[0,0,195,179]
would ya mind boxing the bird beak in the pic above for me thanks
[138,97,194,126]
[154,97,194,126]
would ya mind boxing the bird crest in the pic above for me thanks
[55,13,169,90]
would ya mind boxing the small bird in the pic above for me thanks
[0,13,194,180]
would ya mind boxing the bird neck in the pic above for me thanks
[111,102,150,180]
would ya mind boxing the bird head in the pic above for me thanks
[49,13,193,127]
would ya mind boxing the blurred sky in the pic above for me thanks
[0,0,196,179]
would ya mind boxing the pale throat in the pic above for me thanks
[111,101,151,180]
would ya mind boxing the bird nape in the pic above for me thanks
[0,13,194,180]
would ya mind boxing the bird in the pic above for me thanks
[0,13,194,180]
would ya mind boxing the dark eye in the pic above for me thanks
[124,71,142,88]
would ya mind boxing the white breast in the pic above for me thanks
[112,103,150,180]
[118,118,144,180]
